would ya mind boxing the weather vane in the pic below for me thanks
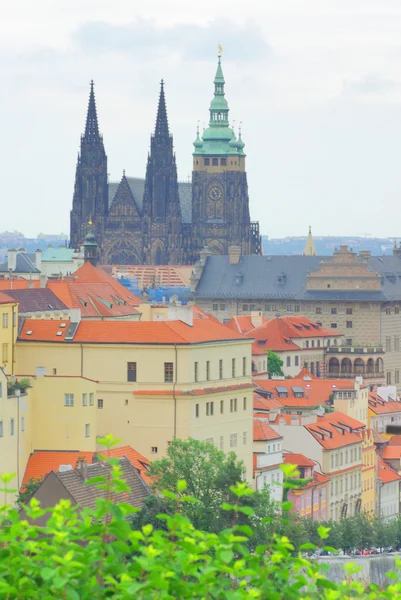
[218,44,223,58]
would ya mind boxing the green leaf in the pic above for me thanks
[317,525,330,540]
[220,550,234,563]
[177,480,187,492]
[41,567,56,581]
[142,524,153,536]
[237,506,254,517]
[299,543,316,550]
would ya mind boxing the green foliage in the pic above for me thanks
[17,476,43,507]
[0,438,401,597]
[267,349,284,377]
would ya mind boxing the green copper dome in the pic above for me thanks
[193,53,245,157]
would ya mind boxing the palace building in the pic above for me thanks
[70,53,261,265]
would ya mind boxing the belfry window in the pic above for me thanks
[212,158,218,166]
[204,158,210,166]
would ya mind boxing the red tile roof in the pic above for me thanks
[253,418,282,441]
[18,317,248,345]
[283,452,315,468]
[305,412,365,450]
[225,315,268,335]
[241,315,341,354]
[382,446,401,460]
[0,291,17,304]
[112,265,192,287]
[389,435,401,446]
[378,459,401,484]
[0,280,40,290]
[192,305,221,323]
[254,376,354,409]
[368,398,401,415]
[253,392,283,412]
[21,445,152,489]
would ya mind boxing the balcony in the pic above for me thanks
[326,346,384,355]
[327,354,384,380]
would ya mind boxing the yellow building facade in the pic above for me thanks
[0,292,19,375]
[15,318,254,480]
[360,429,376,515]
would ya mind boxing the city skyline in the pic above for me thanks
[2,1,401,239]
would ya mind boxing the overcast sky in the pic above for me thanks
[2,0,401,239]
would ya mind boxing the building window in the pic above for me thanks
[242,304,249,311]
[204,158,210,166]
[243,431,247,445]
[346,339,352,346]
[89,393,94,406]
[212,158,218,166]
[82,394,87,406]
[221,158,227,166]
[243,397,247,411]
[212,304,218,311]
[286,304,293,312]
[331,308,337,315]
[232,358,236,377]
[386,307,391,315]
[346,308,353,315]
[219,359,223,379]
[311,340,315,348]
[220,436,224,450]
[2,344,8,363]
[396,306,400,314]
[164,362,174,382]
[205,437,214,445]
[316,307,322,314]
[0,421,3,437]
[305,341,309,348]
[206,361,210,381]
[64,393,74,407]
[286,356,291,367]
[206,401,214,416]
[387,371,392,385]
[331,323,337,329]
[151,447,158,454]
[295,356,299,366]
[294,304,300,312]
[395,337,400,352]
[396,370,400,384]
[242,357,246,376]
[220,400,224,414]
[195,403,199,418]
[386,338,391,352]
[194,362,199,382]
[230,398,237,412]
[85,424,90,437]
[346,321,353,329]
[0,383,2,397]
[10,418,14,436]
[127,362,137,382]
[97,399,103,409]
[2,313,8,328]
[230,433,238,448]
[21,416,25,432]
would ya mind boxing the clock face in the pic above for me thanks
[208,185,223,201]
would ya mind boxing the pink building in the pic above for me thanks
[283,452,329,521]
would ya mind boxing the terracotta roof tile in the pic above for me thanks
[19,317,248,345]
[283,452,315,467]
[21,445,152,488]
[225,315,268,335]
[378,459,401,484]
[305,412,365,450]
[0,291,17,304]
[0,280,40,290]
[368,398,401,415]
[253,418,282,441]
[382,446,401,460]
[255,376,354,408]
[253,392,283,412]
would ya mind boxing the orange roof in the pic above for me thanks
[253,392,283,412]
[283,452,315,468]
[368,398,401,415]
[0,291,17,304]
[0,280,40,290]
[225,315,268,335]
[254,376,354,409]
[305,412,365,450]
[112,264,192,287]
[21,445,152,489]
[378,459,401,484]
[389,435,401,446]
[253,418,282,441]
[18,317,248,345]
[243,315,341,354]
[382,446,401,460]
[192,305,221,324]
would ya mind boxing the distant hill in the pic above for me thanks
[262,236,398,256]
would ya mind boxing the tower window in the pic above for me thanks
[212,158,218,166]
[221,158,227,166]
[204,158,210,166]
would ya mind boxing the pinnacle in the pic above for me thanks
[154,79,170,142]
[84,80,101,143]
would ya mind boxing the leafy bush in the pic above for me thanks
[0,435,401,598]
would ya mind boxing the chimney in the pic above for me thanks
[7,249,17,272]
[76,457,88,480]
[228,246,241,265]
[359,250,371,260]
[251,310,264,329]
[39,275,47,288]
[35,249,42,271]
[69,308,81,324]
[168,304,194,326]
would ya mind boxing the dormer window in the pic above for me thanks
[276,386,288,398]
[276,273,286,285]
[234,272,244,285]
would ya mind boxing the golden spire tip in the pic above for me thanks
[218,44,222,59]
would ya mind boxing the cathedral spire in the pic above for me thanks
[154,79,169,142]
[303,226,317,256]
[84,80,101,143]
[209,46,229,128]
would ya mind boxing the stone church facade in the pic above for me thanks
[70,56,261,265]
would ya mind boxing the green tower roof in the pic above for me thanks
[193,49,245,157]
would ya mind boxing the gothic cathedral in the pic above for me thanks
[70,54,261,265]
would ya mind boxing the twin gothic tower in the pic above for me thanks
[70,54,261,265]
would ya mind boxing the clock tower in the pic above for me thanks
[191,49,261,258]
